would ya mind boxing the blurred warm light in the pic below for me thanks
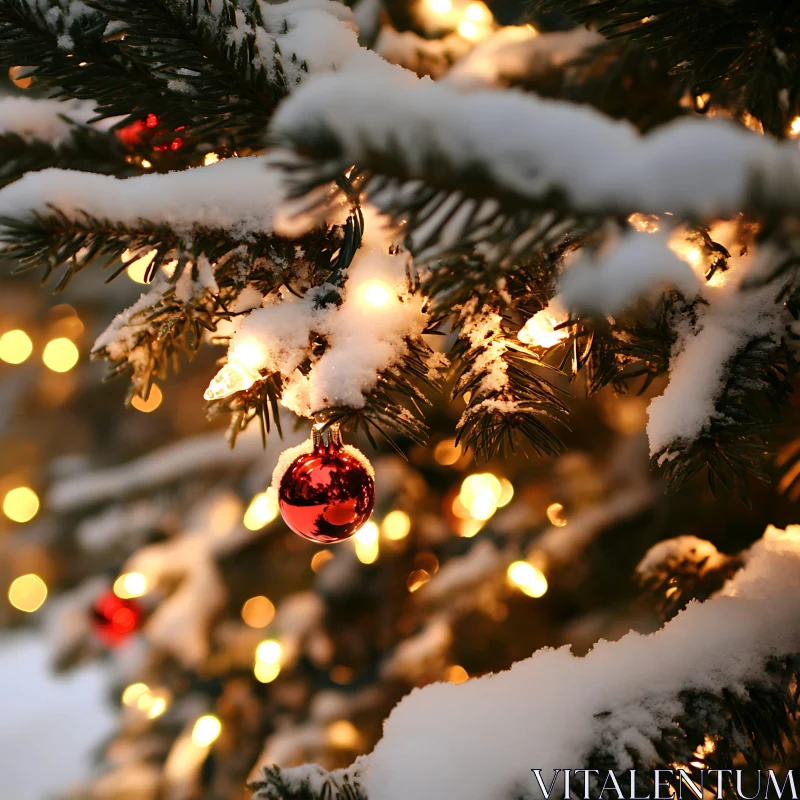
[330,665,353,684]
[546,502,568,527]
[0,329,33,364]
[464,1,486,20]
[458,19,478,38]
[122,682,150,707]
[628,212,660,233]
[311,550,335,572]
[407,569,431,593]
[243,488,279,530]
[131,384,163,413]
[8,573,47,612]
[354,520,379,564]
[254,660,281,683]
[146,696,168,719]
[241,595,275,628]
[429,0,452,12]
[43,337,79,372]
[434,438,461,466]
[458,473,508,522]
[204,340,265,401]
[382,510,411,540]
[498,478,514,507]
[694,735,717,759]
[791,117,800,137]
[191,715,222,748]
[256,639,282,664]
[9,66,33,89]
[507,561,548,598]
[415,551,439,574]
[359,279,393,308]
[455,518,484,538]
[140,159,153,169]
[204,152,220,166]
[327,720,361,749]
[124,249,157,284]
[3,486,39,522]
[114,572,148,599]
[518,303,569,349]
[446,665,469,684]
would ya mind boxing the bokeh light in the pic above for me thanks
[42,337,79,372]
[0,329,33,364]
[3,486,39,522]
[241,595,275,628]
[8,573,47,612]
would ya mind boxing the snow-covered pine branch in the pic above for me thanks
[254,524,800,800]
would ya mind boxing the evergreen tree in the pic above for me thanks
[0,0,799,798]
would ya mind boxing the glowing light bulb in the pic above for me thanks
[113,572,148,599]
[0,329,33,364]
[124,249,157,284]
[464,2,486,20]
[628,213,660,233]
[359,279,393,308]
[204,340,267,401]
[311,550,335,572]
[254,661,281,683]
[354,520,379,564]
[507,561,548,598]
[434,438,461,465]
[458,473,504,521]
[121,682,149,707]
[243,488,279,531]
[446,665,469,684]
[327,720,361,748]
[407,569,431,592]
[458,19,478,38]
[204,152,220,166]
[791,117,800,137]
[382,510,411,540]
[546,502,568,527]
[147,696,168,719]
[241,595,275,628]
[8,573,47,612]
[429,0,452,12]
[256,639,282,665]
[3,486,39,523]
[191,715,222,747]
[42,337,79,372]
[140,159,153,169]
[518,302,569,349]
[131,384,163,413]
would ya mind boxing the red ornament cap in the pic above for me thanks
[276,424,375,544]
[92,590,142,648]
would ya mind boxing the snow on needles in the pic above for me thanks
[270,71,800,219]
[0,96,97,144]
[0,156,284,240]
[351,525,800,800]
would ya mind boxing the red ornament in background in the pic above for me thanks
[92,590,142,647]
[277,423,375,544]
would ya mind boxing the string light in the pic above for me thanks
[42,337,79,372]
[204,340,266,401]
[9,66,33,89]
[358,279,393,308]
[131,384,163,413]
[429,0,452,13]
[446,665,469,684]
[254,638,282,683]
[191,715,222,748]
[507,561,548,598]
[121,682,150,707]
[456,473,512,524]
[243,488,279,530]
[546,502,568,527]
[464,1,486,20]
[434,438,461,466]
[3,486,39,523]
[113,572,148,599]
[0,329,33,364]
[124,249,157,284]
[382,510,411,540]
[311,550,335,572]
[354,521,379,564]
[203,152,220,166]
[327,720,361,749]
[518,302,569,349]
[628,212,660,233]
[241,595,275,628]
[458,19,478,39]
[8,573,47,612]
[140,159,153,169]
[790,117,800,137]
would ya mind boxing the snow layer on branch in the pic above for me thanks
[352,524,800,800]
[0,96,96,144]
[271,72,800,219]
[48,429,266,512]
[645,232,788,456]
[0,156,283,239]
[446,26,602,90]
[558,231,700,315]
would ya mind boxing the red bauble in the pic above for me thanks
[277,424,375,544]
[92,590,142,648]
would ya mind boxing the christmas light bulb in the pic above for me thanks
[790,117,800,137]
[0,329,33,364]
[3,486,39,523]
[507,561,548,598]
[518,302,569,349]
[358,279,393,308]
[192,715,222,747]
[429,0,452,13]
[8,573,47,612]
[458,19,479,39]
[113,572,148,599]
[42,337,79,372]
[204,360,260,401]
[464,2,486,20]
[256,639,282,664]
